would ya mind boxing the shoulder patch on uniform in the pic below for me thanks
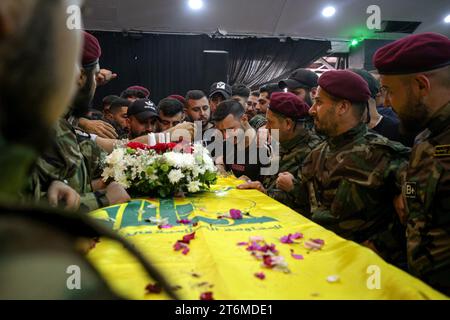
[434,145,450,157]
[404,182,417,199]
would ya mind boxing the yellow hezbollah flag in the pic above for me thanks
[88,177,447,300]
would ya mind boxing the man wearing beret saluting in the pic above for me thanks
[279,70,411,267]
[374,32,450,295]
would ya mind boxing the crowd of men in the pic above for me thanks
[0,0,449,298]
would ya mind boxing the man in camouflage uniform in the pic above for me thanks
[28,31,130,212]
[278,70,410,266]
[0,0,176,299]
[238,92,322,208]
[374,32,450,295]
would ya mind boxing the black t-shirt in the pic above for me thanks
[222,141,270,181]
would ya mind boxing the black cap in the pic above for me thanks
[348,69,380,99]
[127,99,158,122]
[279,68,318,90]
[209,82,232,99]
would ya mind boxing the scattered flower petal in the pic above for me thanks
[304,238,325,250]
[158,224,173,229]
[173,241,187,251]
[280,232,304,244]
[290,249,304,260]
[229,209,243,219]
[177,219,191,225]
[240,236,290,273]
[147,217,170,227]
[280,235,294,244]
[254,272,266,280]
[291,233,304,240]
[145,283,162,294]
[237,242,248,246]
[327,275,340,283]
[173,232,196,255]
[200,292,214,300]
[181,232,196,244]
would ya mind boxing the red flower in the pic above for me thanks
[127,142,151,150]
[145,283,162,294]
[200,292,214,300]
[149,142,177,154]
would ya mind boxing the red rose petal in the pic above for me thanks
[254,272,266,280]
[145,283,162,294]
[181,232,196,244]
[200,292,214,300]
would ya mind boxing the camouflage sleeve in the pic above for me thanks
[79,191,110,212]
[66,115,80,127]
[282,171,310,215]
[76,130,107,180]
[267,188,294,208]
[406,154,450,293]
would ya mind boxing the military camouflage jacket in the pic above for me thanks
[28,118,107,211]
[263,128,322,207]
[401,101,450,295]
[295,123,410,265]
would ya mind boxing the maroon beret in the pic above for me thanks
[268,92,310,120]
[374,32,450,75]
[127,85,150,98]
[318,70,371,103]
[82,32,101,68]
[168,95,186,105]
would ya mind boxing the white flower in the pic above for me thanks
[168,169,184,184]
[107,148,125,166]
[187,180,201,193]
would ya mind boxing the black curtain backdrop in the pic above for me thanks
[91,31,331,107]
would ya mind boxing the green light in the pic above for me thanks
[350,39,359,46]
